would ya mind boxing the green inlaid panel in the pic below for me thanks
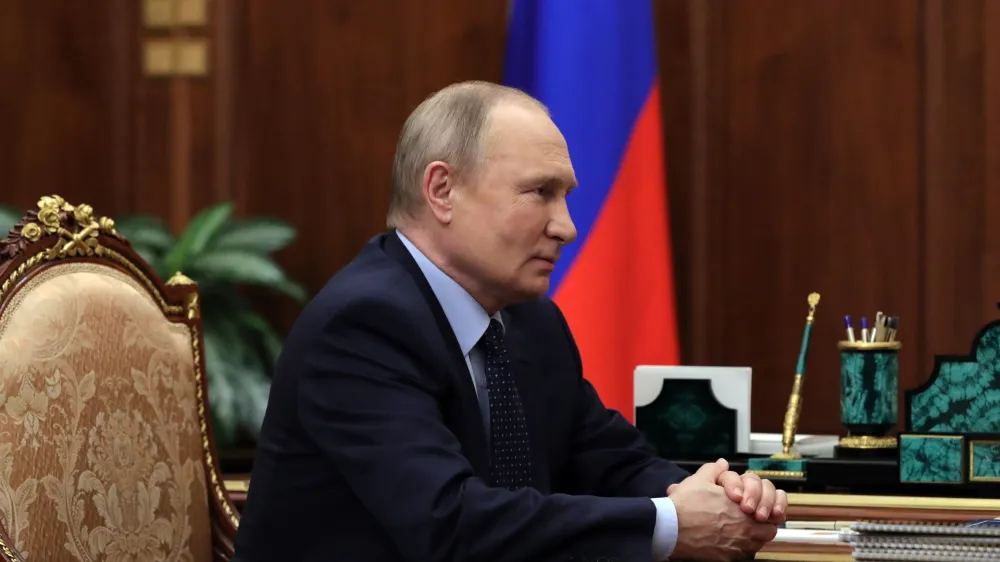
[970,440,1000,481]
[747,458,806,474]
[841,350,898,426]
[909,324,1000,433]
[899,435,964,484]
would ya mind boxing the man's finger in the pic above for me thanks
[770,489,788,523]
[750,522,778,543]
[740,472,762,514]
[716,470,744,502]
[693,458,730,482]
[755,479,777,521]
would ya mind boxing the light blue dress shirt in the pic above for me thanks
[396,231,678,560]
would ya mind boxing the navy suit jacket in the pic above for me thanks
[233,232,689,561]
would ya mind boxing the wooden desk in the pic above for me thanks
[786,492,1000,521]
[222,480,1000,560]
[752,492,1000,561]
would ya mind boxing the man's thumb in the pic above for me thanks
[693,458,729,481]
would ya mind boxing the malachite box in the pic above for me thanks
[904,318,1000,434]
[898,432,1000,485]
[838,341,900,440]
[898,433,965,484]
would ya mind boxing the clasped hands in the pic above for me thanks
[665,459,786,561]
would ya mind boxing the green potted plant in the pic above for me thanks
[0,205,20,236]
[0,202,306,464]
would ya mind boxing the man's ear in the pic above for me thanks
[422,161,454,224]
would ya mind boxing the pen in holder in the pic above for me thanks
[747,292,820,481]
[835,340,900,458]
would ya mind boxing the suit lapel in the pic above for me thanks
[381,232,490,476]
[502,308,552,492]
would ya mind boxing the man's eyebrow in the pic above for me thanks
[526,175,578,189]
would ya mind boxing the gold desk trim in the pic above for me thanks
[224,478,249,493]
[758,554,851,562]
[789,492,1000,511]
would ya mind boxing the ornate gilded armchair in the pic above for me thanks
[0,196,240,561]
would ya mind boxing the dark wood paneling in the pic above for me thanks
[661,0,922,434]
[921,0,1000,381]
[0,1,136,216]
[234,0,508,330]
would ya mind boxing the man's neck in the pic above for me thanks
[395,226,503,314]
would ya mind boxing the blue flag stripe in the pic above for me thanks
[503,0,658,293]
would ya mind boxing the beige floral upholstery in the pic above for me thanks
[0,264,213,561]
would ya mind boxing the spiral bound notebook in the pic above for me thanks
[844,519,1000,561]
[849,519,1000,536]
[853,548,1000,561]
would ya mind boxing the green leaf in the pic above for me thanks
[130,245,162,268]
[204,329,238,448]
[162,202,234,276]
[187,251,296,293]
[273,278,309,304]
[0,205,23,235]
[114,215,174,251]
[233,360,272,434]
[212,218,297,254]
[240,309,284,366]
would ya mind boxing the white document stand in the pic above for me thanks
[633,365,753,454]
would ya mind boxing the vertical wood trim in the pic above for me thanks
[170,80,192,231]
[214,0,235,208]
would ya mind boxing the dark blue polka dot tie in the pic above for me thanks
[480,318,533,490]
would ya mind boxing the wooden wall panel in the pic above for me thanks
[0,1,136,217]
[233,0,508,329]
[920,0,1000,384]
[660,0,922,434]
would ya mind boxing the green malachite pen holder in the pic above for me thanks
[836,340,900,457]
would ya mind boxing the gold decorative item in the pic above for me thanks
[747,292,820,480]
[143,38,210,77]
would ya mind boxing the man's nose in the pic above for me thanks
[547,199,577,245]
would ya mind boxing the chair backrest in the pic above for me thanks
[0,196,238,562]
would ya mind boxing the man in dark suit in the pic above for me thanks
[234,81,786,561]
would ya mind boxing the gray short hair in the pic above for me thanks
[387,80,547,227]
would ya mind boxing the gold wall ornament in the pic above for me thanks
[143,38,209,77]
[143,0,208,28]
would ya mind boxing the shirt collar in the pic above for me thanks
[396,230,503,356]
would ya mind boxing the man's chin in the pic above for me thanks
[513,278,551,301]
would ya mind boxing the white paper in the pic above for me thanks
[772,528,847,545]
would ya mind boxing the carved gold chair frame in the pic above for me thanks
[0,196,240,561]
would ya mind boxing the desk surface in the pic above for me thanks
[223,478,998,561]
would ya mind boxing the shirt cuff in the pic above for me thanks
[650,497,678,561]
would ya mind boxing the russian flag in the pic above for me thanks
[503,0,680,421]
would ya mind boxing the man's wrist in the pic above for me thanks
[649,497,678,561]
